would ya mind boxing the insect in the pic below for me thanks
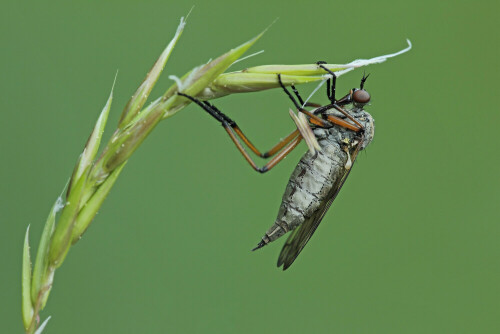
[178,63,374,270]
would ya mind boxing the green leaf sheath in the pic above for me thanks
[48,168,90,268]
[22,227,34,331]
[31,197,62,309]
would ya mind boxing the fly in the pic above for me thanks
[178,62,375,270]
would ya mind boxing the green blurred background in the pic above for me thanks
[2,0,499,333]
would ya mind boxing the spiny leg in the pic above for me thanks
[308,102,364,132]
[178,92,297,158]
[242,129,300,158]
[316,61,337,103]
[299,108,332,128]
[277,73,301,110]
[177,92,303,173]
[331,105,364,130]
[290,84,305,106]
[225,128,302,173]
[316,61,332,101]
[177,93,225,122]
[311,64,366,132]
[326,114,363,132]
[277,74,332,127]
[277,74,320,109]
[201,99,301,158]
[290,84,321,108]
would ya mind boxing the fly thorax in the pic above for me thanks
[315,108,375,151]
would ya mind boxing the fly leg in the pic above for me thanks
[316,61,353,107]
[178,92,299,158]
[326,113,363,132]
[279,70,356,132]
[316,62,356,108]
[314,65,366,132]
[305,102,364,132]
[277,74,332,128]
[290,83,321,108]
[276,73,303,110]
[316,62,353,107]
[316,61,336,103]
[177,92,303,173]
[277,73,321,108]
[203,99,301,158]
[330,105,364,131]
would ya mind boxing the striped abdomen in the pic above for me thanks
[261,138,347,244]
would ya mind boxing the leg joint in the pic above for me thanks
[257,166,269,173]
[261,152,270,159]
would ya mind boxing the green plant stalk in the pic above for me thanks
[21,16,411,332]
[21,19,266,334]
[21,227,33,331]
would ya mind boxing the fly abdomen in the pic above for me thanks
[254,139,347,248]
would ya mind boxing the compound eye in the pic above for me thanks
[352,89,370,104]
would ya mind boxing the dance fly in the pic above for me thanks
[178,63,374,270]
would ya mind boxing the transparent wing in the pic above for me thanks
[277,140,364,270]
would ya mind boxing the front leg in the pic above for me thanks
[276,74,333,128]
[316,61,337,103]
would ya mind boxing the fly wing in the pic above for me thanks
[277,140,364,270]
